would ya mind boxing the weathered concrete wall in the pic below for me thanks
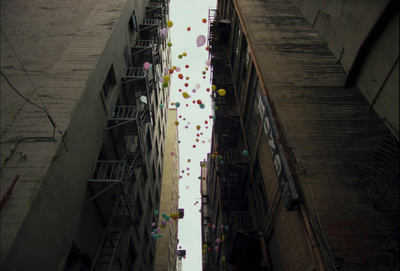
[0,0,145,269]
[292,0,399,139]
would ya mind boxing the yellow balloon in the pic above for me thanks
[203,244,208,249]
[183,52,187,56]
[218,89,226,96]
[167,21,173,28]
[175,121,179,126]
[211,154,215,158]
[164,75,170,82]
[222,257,226,262]
[196,125,201,130]
[182,92,189,99]
[211,85,217,90]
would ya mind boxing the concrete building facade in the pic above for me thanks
[202,0,398,270]
[1,0,173,270]
[154,108,180,271]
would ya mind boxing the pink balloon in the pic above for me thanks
[170,152,174,156]
[214,246,219,251]
[143,62,151,70]
[196,35,206,47]
[176,67,181,72]
[206,60,211,66]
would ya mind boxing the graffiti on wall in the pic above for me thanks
[258,95,299,210]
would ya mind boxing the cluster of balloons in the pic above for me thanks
[150,210,180,240]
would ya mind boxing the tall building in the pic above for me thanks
[1,0,173,270]
[202,0,398,270]
[154,108,180,271]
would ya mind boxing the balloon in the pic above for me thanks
[153,229,157,233]
[157,228,161,233]
[175,102,180,108]
[143,62,151,70]
[202,18,207,23]
[167,21,173,28]
[167,42,172,47]
[214,246,219,251]
[154,210,159,215]
[225,225,229,230]
[158,234,163,238]
[176,67,181,72]
[216,238,220,243]
[152,222,156,227]
[162,213,166,218]
[196,83,201,89]
[206,60,211,66]
[169,69,174,74]
[151,232,155,236]
[158,77,164,83]
[165,215,170,221]
[182,92,189,98]
[203,244,208,249]
[163,76,170,82]
[174,121,179,126]
[208,247,212,251]
[218,89,226,96]
[212,85,217,90]
[187,27,191,31]
[243,150,249,156]
[200,104,205,109]
[170,152,174,156]
[178,54,183,59]
[212,224,216,229]
[164,67,169,73]
[162,220,167,226]
[185,65,189,68]
[184,83,189,87]
[159,104,164,108]
[197,99,202,105]
[222,257,226,262]
[160,28,168,35]
[178,74,184,79]
[162,82,168,88]
[152,234,158,239]
[196,35,206,47]
[196,125,201,130]
[183,52,187,57]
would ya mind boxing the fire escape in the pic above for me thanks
[87,0,167,269]
[204,8,265,271]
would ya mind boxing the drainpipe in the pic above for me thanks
[0,174,20,211]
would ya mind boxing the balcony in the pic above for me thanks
[121,68,154,123]
[139,19,162,42]
[131,40,161,67]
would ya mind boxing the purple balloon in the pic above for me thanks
[160,28,168,35]
[196,35,206,47]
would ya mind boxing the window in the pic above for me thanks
[147,132,152,151]
[128,12,138,31]
[102,65,116,98]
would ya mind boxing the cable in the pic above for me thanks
[0,29,66,144]
[0,70,47,112]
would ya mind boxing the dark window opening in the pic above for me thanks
[102,65,116,98]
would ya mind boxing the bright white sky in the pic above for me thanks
[168,0,217,270]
